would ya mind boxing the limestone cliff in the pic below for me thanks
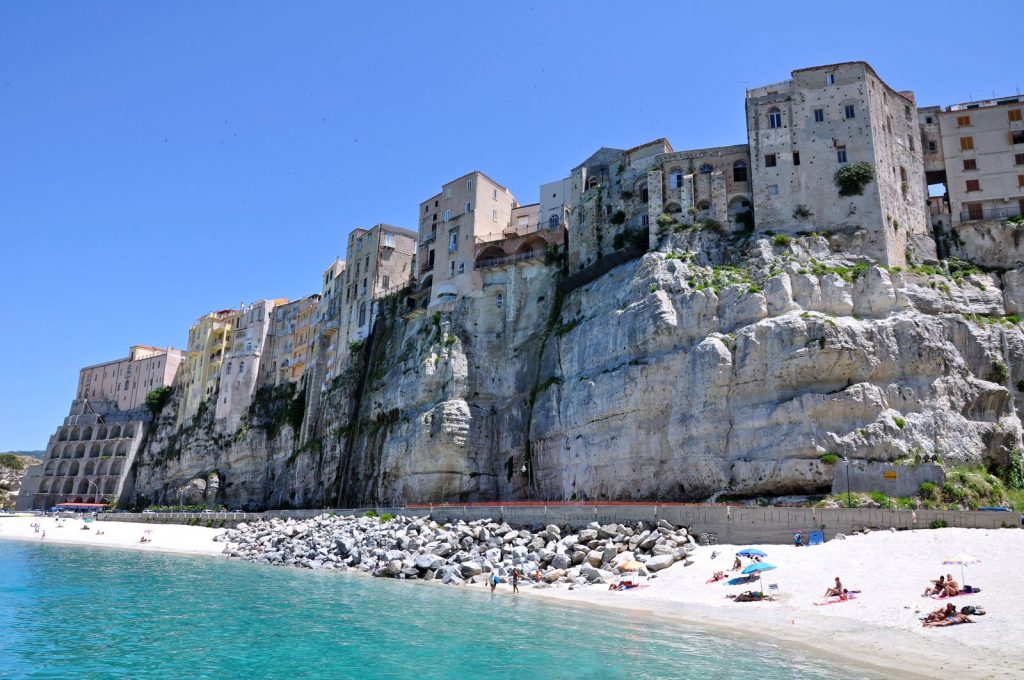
[128,231,1024,510]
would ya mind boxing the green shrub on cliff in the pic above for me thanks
[834,162,875,197]
[145,386,173,417]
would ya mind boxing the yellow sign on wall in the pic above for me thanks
[883,471,897,480]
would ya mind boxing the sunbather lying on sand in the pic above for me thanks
[730,591,768,602]
[707,571,726,583]
[922,603,957,623]
[923,613,973,627]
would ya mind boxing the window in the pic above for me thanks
[640,184,649,202]
[1010,109,1023,122]
[966,203,983,221]
[448,231,457,253]
[444,209,451,221]
[764,154,777,167]
[670,170,683,188]
[495,293,503,308]
[844,104,855,119]
[767,184,779,195]
[467,179,473,190]
[963,158,977,171]
[960,136,974,151]
[641,214,649,227]
[836,146,848,163]
[928,141,937,152]
[1016,153,1024,166]
[792,151,801,166]
[813,108,824,123]
[768,107,782,128]
[491,209,497,220]
[465,201,472,213]
[956,115,971,127]
[732,160,747,182]
[449,261,455,277]
[925,116,934,124]
[698,163,713,174]
[1012,130,1024,145]
[383,232,394,248]
[358,302,366,327]
[965,179,981,192]
[1018,175,1024,188]
[492,188,497,200]
[226,363,232,375]
[904,105,911,120]
[361,277,367,294]
[382,275,389,289]
[825,73,835,85]
[458,262,465,274]
[548,214,559,229]
[908,135,915,152]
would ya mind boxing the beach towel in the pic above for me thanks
[807,531,824,546]
[726,575,757,586]
[813,594,858,606]
[930,589,979,599]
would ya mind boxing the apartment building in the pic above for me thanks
[18,345,184,510]
[214,298,287,430]
[76,344,185,413]
[746,62,930,265]
[176,309,238,426]
[262,295,320,388]
[922,95,1024,225]
[339,224,416,347]
[414,172,520,308]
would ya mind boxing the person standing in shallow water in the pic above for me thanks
[489,572,499,593]
[512,568,521,594]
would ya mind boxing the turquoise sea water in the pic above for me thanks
[0,541,872,679]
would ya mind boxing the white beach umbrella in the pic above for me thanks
[942,555,980,584]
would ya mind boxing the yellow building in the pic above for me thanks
[176,309,239,427]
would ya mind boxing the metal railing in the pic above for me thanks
[475,222,552,244]
[960,205,1023,222]
[476,248,547,269]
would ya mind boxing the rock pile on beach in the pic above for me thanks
[216,514,697,586]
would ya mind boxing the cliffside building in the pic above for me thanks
[414,172,522,310]
[920,95,1024,226]
[339,224,416,348]
[214,299,287,430]
[263,295,320,387]
[176,309,239,427]
[745,62,930,265]
[17,345,183,510]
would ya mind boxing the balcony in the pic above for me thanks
[476,248,548,270]
[420,231,437,246]
[960,205,1023,223]
[475,221,548,244]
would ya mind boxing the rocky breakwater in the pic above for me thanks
[216,514,696,587]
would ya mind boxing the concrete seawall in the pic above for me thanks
[98,503,1022,544]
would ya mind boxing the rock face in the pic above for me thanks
[128,232,1024,509]
[217,514,693,586]
[1,455,40,509]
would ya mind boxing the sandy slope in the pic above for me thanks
[0,515,222,555]
[2,516,1021,677]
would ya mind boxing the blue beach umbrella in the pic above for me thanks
[741,562,777,596]
[736,548,767,558]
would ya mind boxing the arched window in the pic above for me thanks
[698,163,714,174]
[358,302,366,327]
[768,107,782,129]
[639,183,649,203]
[548,214,559,230]
[495,293,504,308]
[733,160,748,182]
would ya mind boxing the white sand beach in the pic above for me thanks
[515,528,1024,679]
[0,515,223,555]
[2,516,1021,677]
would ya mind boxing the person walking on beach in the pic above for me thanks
[511,568,521,594]
[489,572,499,593]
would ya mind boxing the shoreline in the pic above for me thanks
[2,517,1019,678]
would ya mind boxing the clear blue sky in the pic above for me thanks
[0,1,1020,451]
